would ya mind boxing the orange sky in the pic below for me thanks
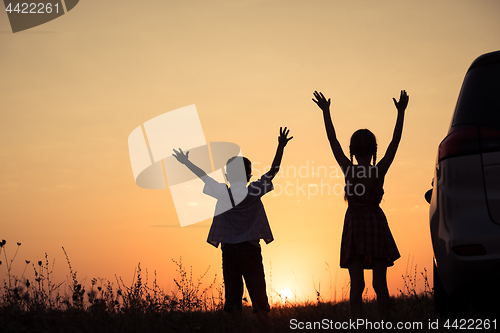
[1,0,500,303]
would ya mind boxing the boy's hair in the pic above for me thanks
[226,156,252,183]
[349,129,378,165]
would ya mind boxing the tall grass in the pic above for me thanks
[0,240,494,332]
[1,240,231,332]
[1,241,221,314]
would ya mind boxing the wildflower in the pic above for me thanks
[38,261,42,266]
[17,242,21,246]
[26,279,30,288]
[0,239,5,247]
[25,260,30,264]
[0,261,2,265]
[13,287,21,300]
[87,290,96,303]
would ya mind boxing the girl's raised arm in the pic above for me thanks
[377,90,409,176]
[313,91,351,171]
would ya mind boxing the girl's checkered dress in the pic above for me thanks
[340,185,400,269]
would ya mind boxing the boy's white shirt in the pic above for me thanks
[202,177,248,212]
[203,175,274,248]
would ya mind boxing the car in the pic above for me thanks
[425,50,500,316]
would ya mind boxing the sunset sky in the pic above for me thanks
[1,0,500,304]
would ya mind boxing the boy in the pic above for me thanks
[172,127,292,323]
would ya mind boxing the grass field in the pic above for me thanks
[1,241,498,332]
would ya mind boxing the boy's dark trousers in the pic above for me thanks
[222,242,270,313]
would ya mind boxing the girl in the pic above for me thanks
[313,90,409,318]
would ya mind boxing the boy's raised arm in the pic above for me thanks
[266,127,293,179]
[313,91,351,171]
[172,148,209,182]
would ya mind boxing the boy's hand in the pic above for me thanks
[392,90,409,113]
[278,127,293,147]
[172,148,189,164]
[312,91,331,112]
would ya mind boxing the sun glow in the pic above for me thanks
[279,288,292,300]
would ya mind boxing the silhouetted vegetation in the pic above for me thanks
[0,240,496,332]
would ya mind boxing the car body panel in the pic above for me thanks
[483,161,500,224]
[429,50,500,297]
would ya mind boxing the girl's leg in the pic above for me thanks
[347,257,365,319]
[372,258,389,318]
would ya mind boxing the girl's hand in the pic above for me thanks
[278,127,293,147]
[172,148,189,164]
[393,90,409,113]
[313,91,331,112]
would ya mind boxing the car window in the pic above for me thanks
[452,62,500,127]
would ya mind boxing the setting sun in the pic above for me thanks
[2,0,500,331]
[279,288,292,300]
